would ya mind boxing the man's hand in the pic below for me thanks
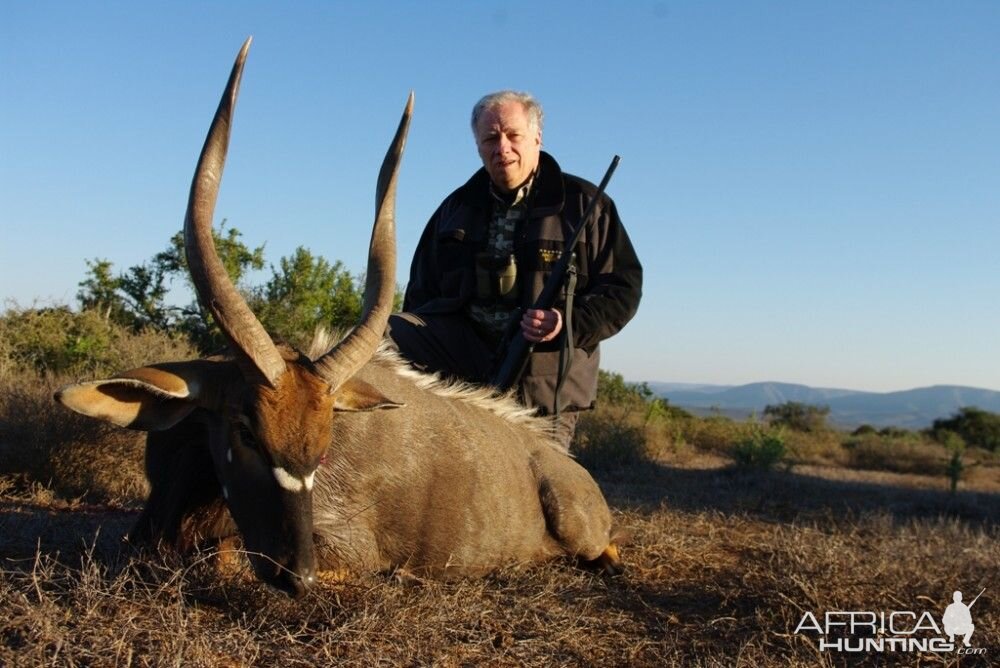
[521,308,562,343]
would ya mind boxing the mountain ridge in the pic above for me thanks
[645,381,1000,429]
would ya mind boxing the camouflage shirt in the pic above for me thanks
[466,176,535,343]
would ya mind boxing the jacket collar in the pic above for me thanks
[459,151,565,218]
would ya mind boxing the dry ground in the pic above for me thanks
[1,452,998,667]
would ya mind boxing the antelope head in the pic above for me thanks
[56,38,412,597]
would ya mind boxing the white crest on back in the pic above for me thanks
[307,330,568,454]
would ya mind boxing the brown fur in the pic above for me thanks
[56,338,619,594]
[52,40,617,597]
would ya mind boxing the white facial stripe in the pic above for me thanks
[227,447,233,464]
[222,485,229,500]
[272,466,305,493]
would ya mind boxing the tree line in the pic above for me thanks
[763,401,1000,452]
[75,221,397,352]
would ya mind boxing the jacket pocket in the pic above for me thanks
[436,231,472,299]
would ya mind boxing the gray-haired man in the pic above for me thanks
[388,91,642,448]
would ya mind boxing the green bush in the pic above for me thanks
[678,415,743,455]
[879,426,912,438]
[731,426,787,470]
[1,304,197,379]
[782,428,847,467]
[763,401,830,432]
[931,407,1000,452]
[574,407,651,469]
[842,432,943,476]
[250,247,369,351]
[935,430,967,493]
[1,306,112,376]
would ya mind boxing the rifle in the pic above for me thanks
[491,155,620,392]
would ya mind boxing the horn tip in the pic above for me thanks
[238,36,253,60]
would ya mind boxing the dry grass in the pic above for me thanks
[2,323,998,665]
[0,312,197,502]
[0,376,149,502]
[1,453,998,666]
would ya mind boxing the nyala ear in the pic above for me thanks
[332,377,404,412]
[54,359,233,431]
[55,378,196,431]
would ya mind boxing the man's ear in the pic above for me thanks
[332,377,404,412]
[54,359,235,431]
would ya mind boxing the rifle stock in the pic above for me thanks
[490,155,620,391]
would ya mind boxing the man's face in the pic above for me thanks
[475,101,542,193]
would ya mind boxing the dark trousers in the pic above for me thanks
[386,312,579,449]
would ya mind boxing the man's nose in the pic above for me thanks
[496,134,511,154]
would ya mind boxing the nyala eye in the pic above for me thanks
[234,415,272,465]
[235,415,256,446]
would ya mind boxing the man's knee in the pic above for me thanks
[386,312,423,347]
[551,411,580,450]
[386,312,494,381]
[386,312,430,366]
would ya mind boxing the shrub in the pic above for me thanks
[1,303,197,379]
[763,402,830,432]
[945,448,964,493]
[1,305,114,377]
[931,407,1000,452]
[677,415,743,456]
[644,396,691,423]
[574,406,651,469]
[782,428,847,467]
[250,248,366,351]
[936,430,967,493]
[731,425,787,470]
[842,432,943,476]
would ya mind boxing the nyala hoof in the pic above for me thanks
[582,542,625,576]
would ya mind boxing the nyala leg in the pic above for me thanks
[533,447,614,562]
[128,412,223,551]
[175,496,238,553]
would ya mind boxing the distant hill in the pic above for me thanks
[647,381,1000,429]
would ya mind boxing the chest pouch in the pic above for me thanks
[475,252,520,303]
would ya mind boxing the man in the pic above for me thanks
[943,590,976,647]
[388,90,642,448]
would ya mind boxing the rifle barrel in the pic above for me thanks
[490,155,621,391]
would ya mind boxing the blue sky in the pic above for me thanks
[2,2,998,392]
